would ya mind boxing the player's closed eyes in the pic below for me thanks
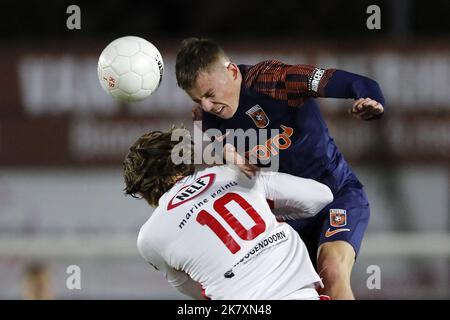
[192,90,214,104]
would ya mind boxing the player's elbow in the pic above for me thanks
[321,185,334,207]
[306,184,334,216]
[174,279,206,300]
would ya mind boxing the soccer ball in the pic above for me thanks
[97,36,164,102]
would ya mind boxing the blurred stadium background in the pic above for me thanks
[0,0,448,299]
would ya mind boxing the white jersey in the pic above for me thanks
[137,165,333,300]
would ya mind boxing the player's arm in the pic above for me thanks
[257,171,333,219]
[323,70,385,120]
[250,60,385,120]
[137,231,206,300]
[284,64,385,120]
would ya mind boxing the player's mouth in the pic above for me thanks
[214,105,226,117]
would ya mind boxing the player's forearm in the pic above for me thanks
[262,172,334,218]
[275,179,333,218]
[324,70,386,115]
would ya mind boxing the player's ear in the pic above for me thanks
[227,62,239,80]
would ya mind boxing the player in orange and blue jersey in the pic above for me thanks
[175,38,385,299]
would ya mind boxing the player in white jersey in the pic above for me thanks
[123,128,333,300]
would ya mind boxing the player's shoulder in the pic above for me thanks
[196,164,237,176]
[247,59,286,72]
[204,165,264,192]
[187,165,251,188]
[200,165,249,182]
[243,59,287,87]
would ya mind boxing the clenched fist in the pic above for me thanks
[349,98,384,120]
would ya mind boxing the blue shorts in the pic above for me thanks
[286,183,370,265]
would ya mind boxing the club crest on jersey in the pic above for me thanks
[167,173,215,210]
[245,105,269,128]
[330,209,347,227]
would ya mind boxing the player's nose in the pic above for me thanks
[200,98,214,112]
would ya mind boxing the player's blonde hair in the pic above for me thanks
[175,37,228,90]
[123,127,195,207]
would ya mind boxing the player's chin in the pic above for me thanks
[216,107,233,119]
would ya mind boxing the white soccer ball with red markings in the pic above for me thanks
[97,36,164,102]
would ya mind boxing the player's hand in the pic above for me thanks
[223,143,260,178]
[349,98,384,120]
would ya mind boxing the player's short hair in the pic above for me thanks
[175,37,228,90]
[123,127,195,207]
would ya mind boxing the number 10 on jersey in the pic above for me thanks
[196,193,266,254]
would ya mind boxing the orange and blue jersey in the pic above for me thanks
[203,60,385,193]
[202,60,385,258]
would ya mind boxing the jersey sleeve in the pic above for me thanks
[324,69,386,119]
[257,171,333,219]
[137,226,205,299]
[243,60,336,107]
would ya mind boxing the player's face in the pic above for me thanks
[187,62,241,119]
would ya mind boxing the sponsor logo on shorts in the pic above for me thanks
[325,209,350,238]
[325,228,351,238]
[330,208,347,227]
